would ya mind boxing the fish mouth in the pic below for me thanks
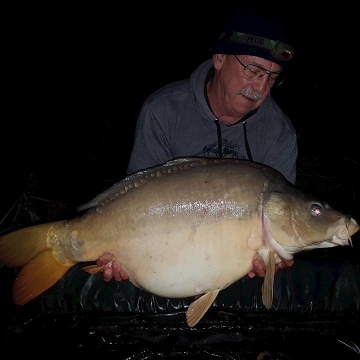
[331,217,360,247]
[331,234,352,247]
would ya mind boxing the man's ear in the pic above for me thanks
[212,53,227,69]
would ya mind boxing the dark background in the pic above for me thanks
[1,5,360,358]
[2,4,359,230]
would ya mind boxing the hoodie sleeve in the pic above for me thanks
[267,133,298,184]
[126,102,173,175]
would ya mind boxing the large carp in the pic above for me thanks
[0,158,358,327]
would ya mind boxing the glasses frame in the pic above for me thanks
[233,55,285,87]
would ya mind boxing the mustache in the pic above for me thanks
[240,87,263,101]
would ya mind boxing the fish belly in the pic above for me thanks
[115,218,261,298]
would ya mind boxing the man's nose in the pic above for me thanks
[253,74,268,91]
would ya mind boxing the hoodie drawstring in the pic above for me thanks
[214,119,253,161]
[242,121,253,161]
[214,119,223,158]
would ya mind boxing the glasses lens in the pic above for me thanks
[244,64,260,79]
[273,73,285,87]
[245,64,284,87]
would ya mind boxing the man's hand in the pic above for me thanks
[96,253,129,282]
[87,253,293,283]
[248,256,294,278]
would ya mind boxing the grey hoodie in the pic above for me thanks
[127,59,298,184]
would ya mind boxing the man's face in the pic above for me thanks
[213,54,282,117]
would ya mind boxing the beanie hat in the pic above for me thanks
[211,10,294,69]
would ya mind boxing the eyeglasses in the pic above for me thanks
[233,55,285,87]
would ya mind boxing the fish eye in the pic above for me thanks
[310,203,323,217]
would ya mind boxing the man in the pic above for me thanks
[99,9,296,281]
[127,10,297,184]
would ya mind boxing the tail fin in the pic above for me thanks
[0,223,72,305]
[0,224,52,267]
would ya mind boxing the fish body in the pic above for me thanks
[0,158,358,327]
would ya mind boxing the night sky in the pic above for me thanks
[2,4,359,230]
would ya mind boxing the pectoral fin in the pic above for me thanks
[186,289,219,327]
[261,250,276,309]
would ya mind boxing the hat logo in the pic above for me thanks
[245,36,265,46]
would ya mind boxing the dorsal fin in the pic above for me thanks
[76,157,205,211]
